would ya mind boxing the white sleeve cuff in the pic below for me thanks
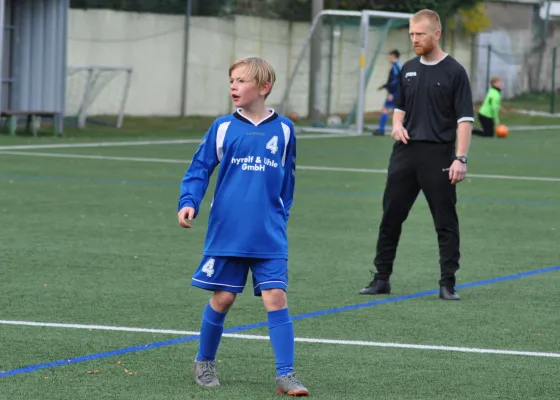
[458,117,474,123]
[394,108,405,114]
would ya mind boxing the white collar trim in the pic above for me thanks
[237,108,275,126]
[420,53,448,66]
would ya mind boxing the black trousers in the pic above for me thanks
[373,141,460,288]
[472,113,494,137]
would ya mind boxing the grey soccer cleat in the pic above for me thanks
[193,360,220,387]
[276,372,309,396]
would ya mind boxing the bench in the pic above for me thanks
[1,110,61,137]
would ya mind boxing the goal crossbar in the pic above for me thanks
[278,9,414,135]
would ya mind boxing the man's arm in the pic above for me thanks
[178,123,220,216]
[280,126,296,221]
[454,67,475,157]
[456,122,472,157]
[392,69,408,142]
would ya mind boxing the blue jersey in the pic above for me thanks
[382,61,402,95]
[178,110,296,259]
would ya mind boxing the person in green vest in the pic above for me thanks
[473,76,503,137]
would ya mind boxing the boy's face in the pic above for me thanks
[494,79,503,89]
[230,65,271,108]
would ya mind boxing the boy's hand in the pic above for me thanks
[178,207,195,228]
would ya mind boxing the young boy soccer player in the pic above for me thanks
[473,76,503,137]
[177,57,308,396]
[373,49,402,135]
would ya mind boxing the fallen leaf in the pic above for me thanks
[87,370,100,374]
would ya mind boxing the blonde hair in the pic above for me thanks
[229,57,276,98]
[490,76,501,85]
[411,9,442,31]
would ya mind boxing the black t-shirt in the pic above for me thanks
[394,54,474,143]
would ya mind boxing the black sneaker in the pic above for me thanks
[359,278,391,295]
[439,286,460,300]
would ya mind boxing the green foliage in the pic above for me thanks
[337,0,482,19]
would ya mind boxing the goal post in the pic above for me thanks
[277,9,413,135]
[65,66,133,129]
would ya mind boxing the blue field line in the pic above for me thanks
[1,265,559,379]
[1,173,559,207]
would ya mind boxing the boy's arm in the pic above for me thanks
[280,126,296,221]
[178,124,220,217]
[386,64,400,95]
[491,90,501,125]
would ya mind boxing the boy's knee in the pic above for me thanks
[210,290,236,312]
[261,288,288,311]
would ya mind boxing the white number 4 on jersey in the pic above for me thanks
[266,135,278,154]
[201,258,215,277]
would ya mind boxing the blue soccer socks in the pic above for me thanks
[267,308,295,377]
[196,302,227,362]
[379,112,389,131]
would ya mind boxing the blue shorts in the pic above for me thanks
[191,256,288,296]
[384,97,396,109]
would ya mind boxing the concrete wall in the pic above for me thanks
[67,9,474,117]
[472,1,560,100]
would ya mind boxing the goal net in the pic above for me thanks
[65,66,133,129]
[277,10,412,135]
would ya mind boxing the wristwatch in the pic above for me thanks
[455,156,467,164]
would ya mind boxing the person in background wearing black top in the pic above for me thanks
[359,9,474,300]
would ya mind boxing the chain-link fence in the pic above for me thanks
[474,42,559,114]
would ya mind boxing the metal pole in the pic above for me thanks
[537,0,552,91]
[309,0,323,122]
[0,0,5,114]
[551,46,556,114]
[117,68,133,128]
[180,0,192,117]
[356,12,369,135]
[326,0,339,119]
[486,45,491,92]
[326,19,335,118]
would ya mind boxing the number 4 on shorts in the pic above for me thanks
[201,258,215,277]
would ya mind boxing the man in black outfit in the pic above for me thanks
[359,9,474,300]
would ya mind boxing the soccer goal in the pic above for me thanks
[65,66,133,129]
[277,10,413,135]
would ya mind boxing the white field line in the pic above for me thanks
[1,150,560,183]
[0,133,356,151]
[0,124,558,151]
[1,320,559,358]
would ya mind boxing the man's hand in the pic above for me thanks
[387,94,394,101]
[178,206,195,228]
[449,160,467,184]
[391,123,410,144]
